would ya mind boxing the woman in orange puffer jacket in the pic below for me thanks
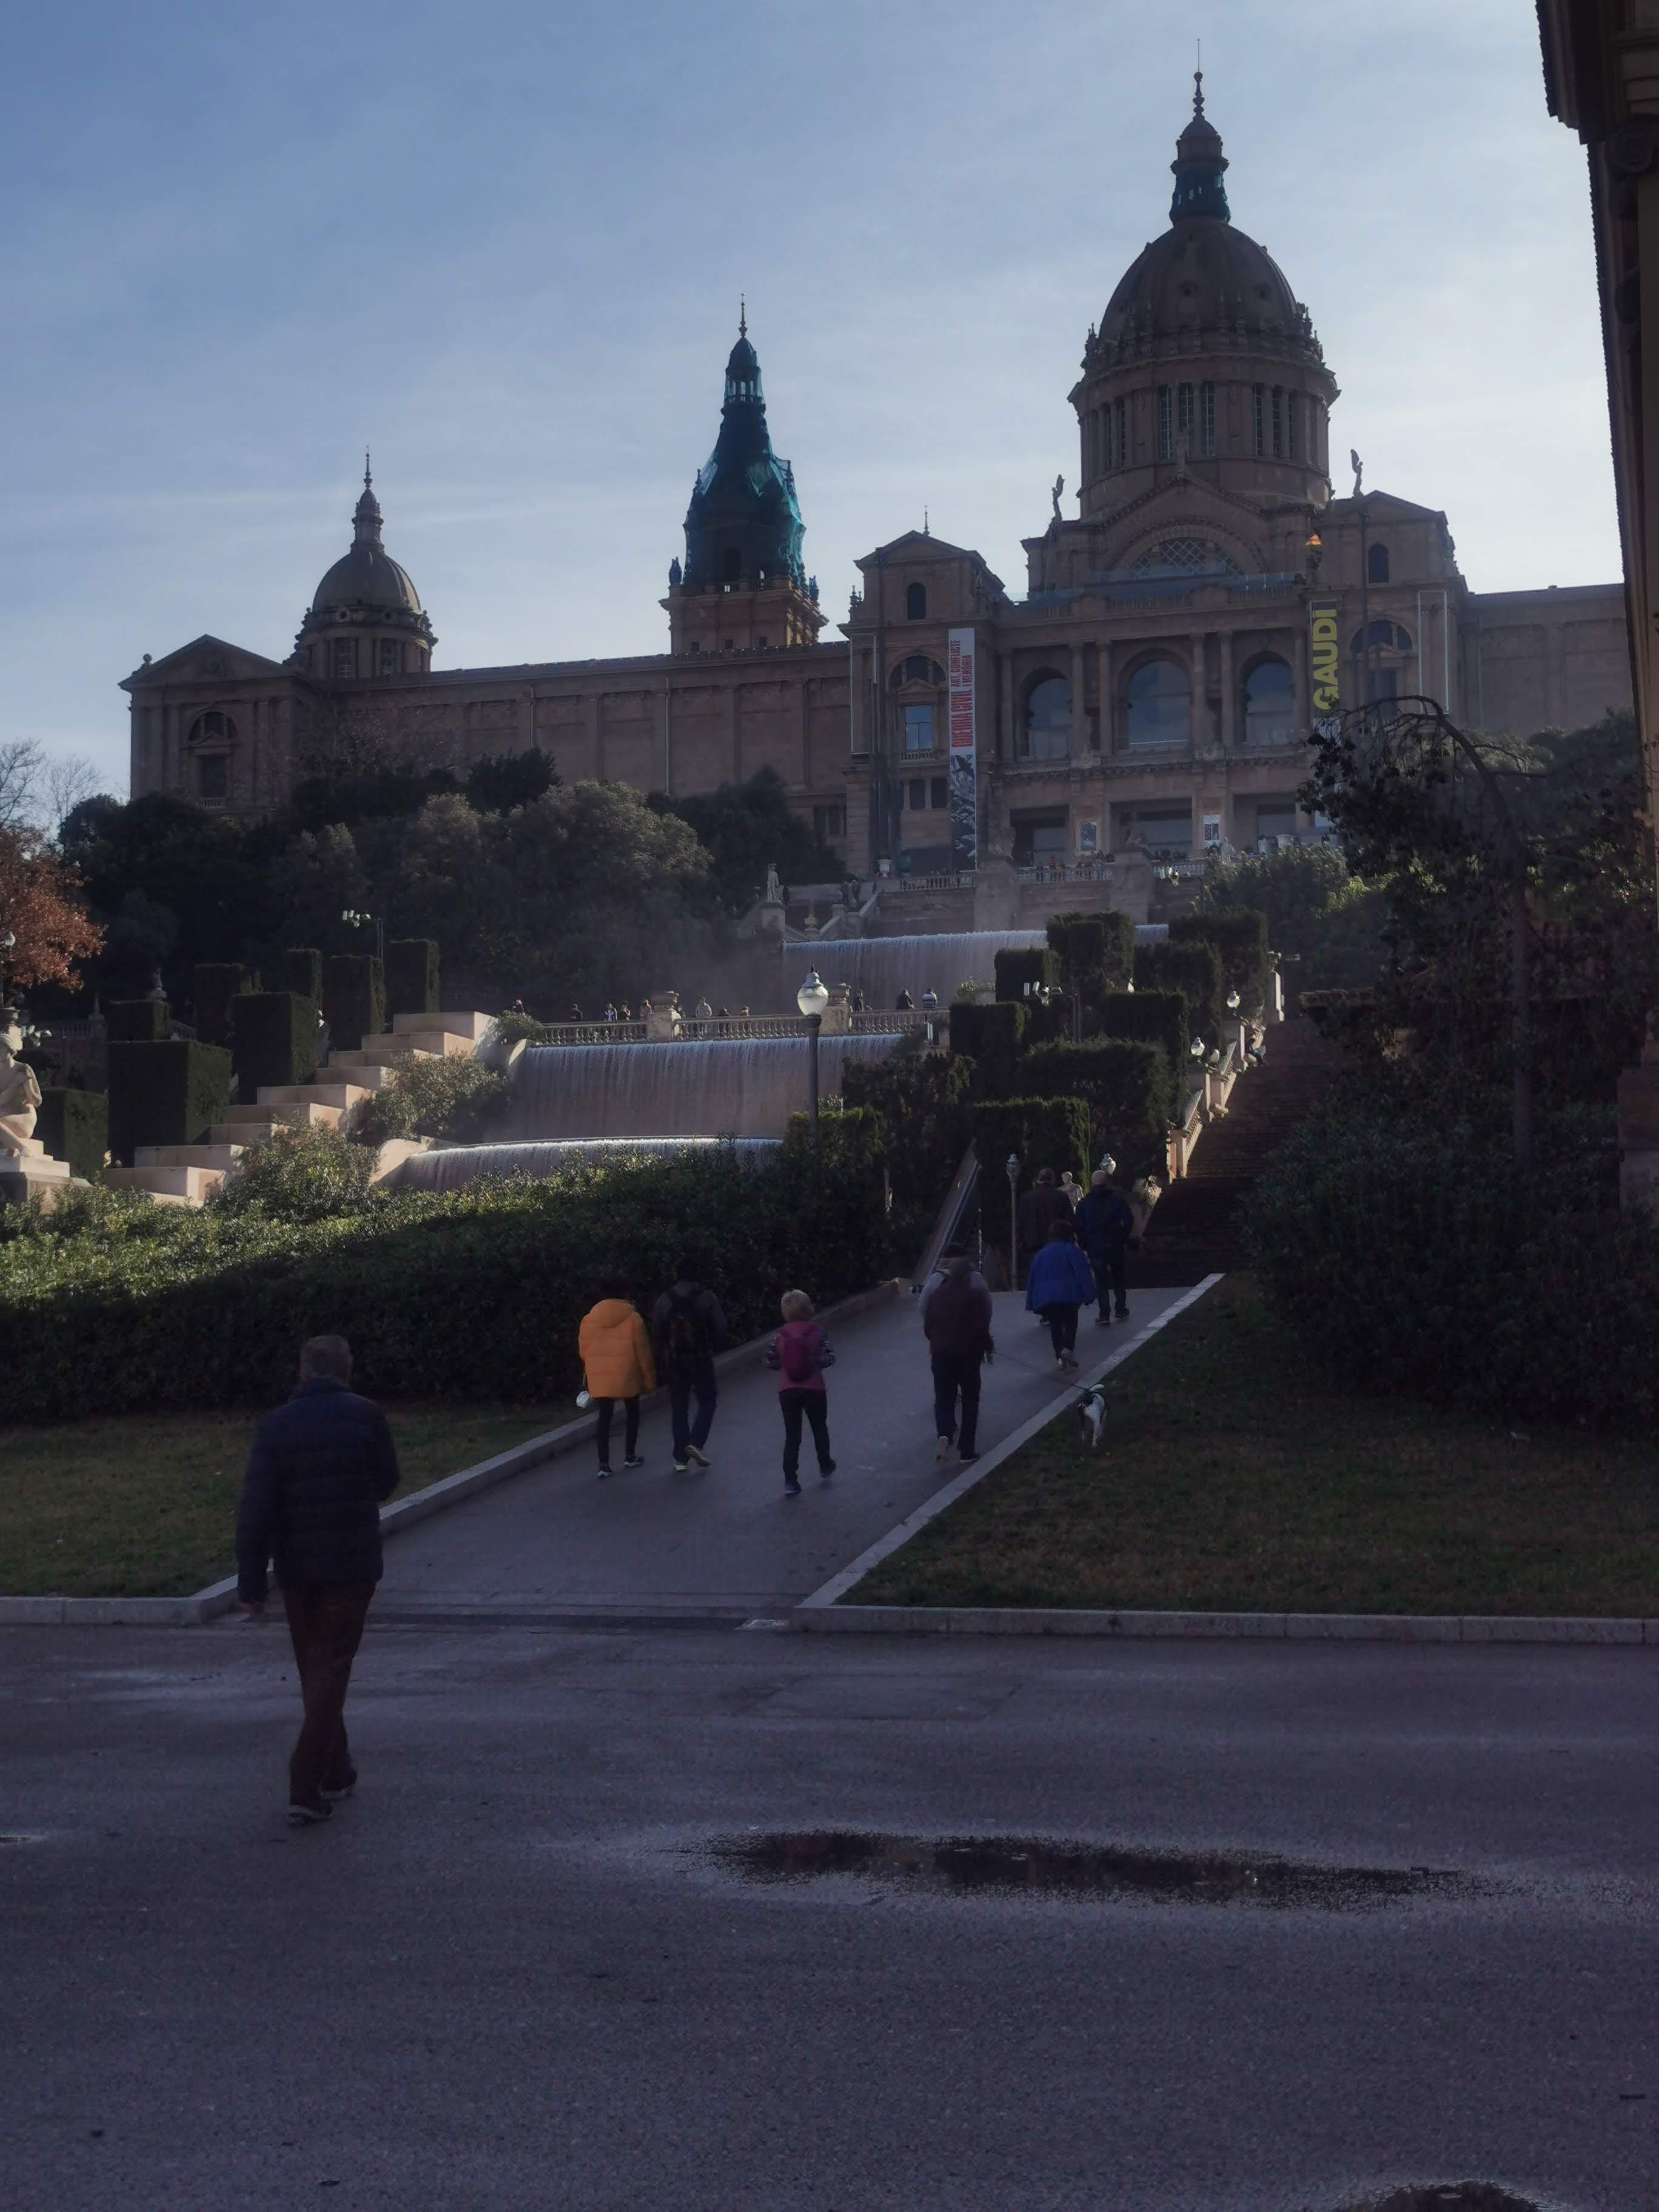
[578,1282,657,1478]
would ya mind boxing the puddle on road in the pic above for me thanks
[709,1829,1484,1909]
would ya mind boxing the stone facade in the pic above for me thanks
[126,83,1631,870]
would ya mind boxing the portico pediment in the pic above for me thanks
[120,634,294,691]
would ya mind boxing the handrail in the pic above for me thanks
[911,1142,981,1292]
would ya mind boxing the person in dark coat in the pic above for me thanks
[923,1245,994,1464]
[651,1252,731,1472]
[235,1336,400,1825]
[1015,1167,1074,1287]
[1023,1219,1098,1368]
[896,988,915,1011]
[1074,1166,1134,1326]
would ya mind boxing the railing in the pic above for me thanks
[893,871,972,892]
[678,1017,806,1040]
[851,1011,937,1035]
[520,1022,649,1047]
[1014,859,1116,883]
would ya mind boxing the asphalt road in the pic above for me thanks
[4,1621,1655,2211]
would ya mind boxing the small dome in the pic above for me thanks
[1100,221,1307,349]
[310,542,424,618]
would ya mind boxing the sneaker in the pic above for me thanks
[819,1461,836,1480]
[783,1477,802,1495]
[1115,1309,1130,1324]
[686,1444,711,1467]
[320,1769,357,1800]
[959,1450,979,1464]
[597,1465,613,1480]
[934,1434,951,1464]
[672,1460,690,1474]
[1061,1352,1079,1369]
[1094,1313,1111,1327]
[1056,1356,1068,1370]
[622,1455,645,1470]
[287,1794,333,1826]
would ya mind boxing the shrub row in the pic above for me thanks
[1170,907,1270,1019]
[1019,1037,1175,1182]
[1047,910,1134,1007]
[323,954,385,1053]
[0,1146,890,1421]
[968,1097,1091,1193]
[37,1087,107,1181]
[994,946,1059,1003]
[387,938,440,1019]
[1132,939,1223,1044]
[1091,990,1190,1087]
[231,993,318,1097]
[948,1000,1027,1099]
[193,964,256,1047]
[107,1041,232,1164]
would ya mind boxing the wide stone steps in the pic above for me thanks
[393,1010,494,1042]
[328,1048,439,1083]
[106,1164,227,1202]
[136,1143,245,1171]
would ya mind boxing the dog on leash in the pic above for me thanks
[1076,1383,1109,1451]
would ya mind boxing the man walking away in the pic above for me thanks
[923,1245,994,1464]
[652,1253,730,1472]
[1024,1219,1097,1369]
[1015,1166,1074,1288]
[235,1335,400,1826]
[1074,1165,1134,1326]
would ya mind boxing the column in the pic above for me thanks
[728,682,741,779]
[1070,642,1086,754]
[796,673,810,789]
[1219,630,1236,751]
[1098,638,1113,752]
[999,653,1016,761]
[1190,635,1208,749]
[586,692,602,780]
[1293,619,1311,736]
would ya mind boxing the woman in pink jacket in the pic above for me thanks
[765,1290,837,1495]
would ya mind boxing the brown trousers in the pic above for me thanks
[280,1581,375,1801]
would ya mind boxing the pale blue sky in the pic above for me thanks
[0,0,1617,795]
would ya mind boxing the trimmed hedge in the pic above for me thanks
[107,1041,232,1164]
[0,1148,890,1419]
[1093,990,1190,1083]
[841,1050,975,1253]
[968,1097,1091,1192]
[323,954,386,1053]
[231,993,318,1098]
[994,946,1059,1002]
[1047,910,1134,1002]
[948,1000,1027,1099]
[1170,908,1269,1019]
[193,964,256,1047]
[1019,1036,1175,1181]
[284,947,324,1000]
[387,938,440,1019]
[107,999,169,1043]
[36,1088,107,1181]
[1133,939,1223,1044]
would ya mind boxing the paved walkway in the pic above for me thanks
[376,1287,1186,1620]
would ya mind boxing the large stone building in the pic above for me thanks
[126,81,1631,873]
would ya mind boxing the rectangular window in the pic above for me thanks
[333,639,357,680]
[1286,391,1298,460]
[930,776,948,810]
[1252,385,1265,458]
[1176,383,1193,445]
[813,804,845,842]
[1200,382,1216,456]
[378,638,400,675]
[903,702,935,752]
[1113,395,1126,467]
[908,777,927,813]
[1157,386,1173,461]
[1271,387,1284,458]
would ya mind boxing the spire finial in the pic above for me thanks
[923,507,930,535]
[363,449,372,489]
[739,294,746,338]
[1194,38,1203,116]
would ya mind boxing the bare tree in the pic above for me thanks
[0,738,45,830]
[41,754,104,836]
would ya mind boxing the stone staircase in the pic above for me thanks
[1128,1014,1341,1287]
[104,1010,495,1204]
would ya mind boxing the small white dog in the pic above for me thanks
[1076,1383,1109,1451]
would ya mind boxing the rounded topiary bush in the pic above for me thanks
[1242,1079,1659,1429]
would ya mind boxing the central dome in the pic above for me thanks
[308,467,424,618]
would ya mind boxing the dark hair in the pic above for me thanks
[1045,1219,1075,1241]
[299,1334,352,1381]
[675,1252,703,1283]
[1036,1167,1056,1185]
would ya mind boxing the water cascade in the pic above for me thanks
[511,1033,899,1141]
[806,931,1047,1009]
[393,1135,780,1195]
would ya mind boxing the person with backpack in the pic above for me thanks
[577,1282,655,1478]
[922,1245,994,1465]
[1074,1164,1134,1326]
[1024,1218,1098,1369]
[765,1290,837,1495]
[651,1253,730,1472]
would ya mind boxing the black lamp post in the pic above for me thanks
[342,907,384,960]
[1005,1150,1020,1289]
[797,970,829,1150]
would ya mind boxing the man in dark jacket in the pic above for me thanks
[651,1253,730,1473]
[1074,1166,1134,1326]
[923,1246,995,1465]
[236,1335,400,1825]
[1015,1166,1074,1288]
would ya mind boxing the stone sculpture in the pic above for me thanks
[0,1041,42,1155]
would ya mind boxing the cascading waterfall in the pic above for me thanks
[393,1135,780,1195]
[511,1033,899,1141]
[806,931,1047,1009]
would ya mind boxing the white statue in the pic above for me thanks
[0,1041,42,1156]
[765,862,783,904]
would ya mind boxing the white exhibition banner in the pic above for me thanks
[947,626,977,871]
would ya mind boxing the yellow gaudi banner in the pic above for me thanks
[1309,597,1341,720]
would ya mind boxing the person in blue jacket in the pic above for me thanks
[1024,1219,1098,1369]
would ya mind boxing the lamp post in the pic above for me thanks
[797,969,829,1150]
[1005,1151,1021,1290]
[342,908,384,960]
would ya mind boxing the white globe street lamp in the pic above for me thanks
[797,970,830,1148]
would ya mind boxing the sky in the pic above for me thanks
[0,0,1619,799]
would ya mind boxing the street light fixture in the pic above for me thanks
[797,970,829,1150]
[341,908,385,960]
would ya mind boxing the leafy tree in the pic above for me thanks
[0,823,104,991]
[465,747,559,814]
[1197,842,1386,993]
[651,766,839,914]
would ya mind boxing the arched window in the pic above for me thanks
[905,581,927,620]
[1124,657,1191,747]
[888,655,945,689]
[1241,656,1295,745]
[1350,620,1412,655]
[890,655,946,752]
[187,711,235,746]
[196,753,228,800]
[1022,674,1072,760]
[1367,541,1390,585]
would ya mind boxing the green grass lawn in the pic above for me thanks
[0,1398,578,1598]
[851,1277,1659,1618]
